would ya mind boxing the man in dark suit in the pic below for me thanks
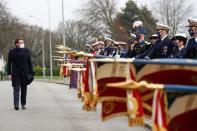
[7,38,33,110]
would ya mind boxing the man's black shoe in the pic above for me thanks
[21,105,26,110]
[14,107,19,110]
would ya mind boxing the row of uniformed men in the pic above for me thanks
[85,18,197,59]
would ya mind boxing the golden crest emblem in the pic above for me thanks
[103,102,115,114]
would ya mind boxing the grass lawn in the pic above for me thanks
[35,76,63,80]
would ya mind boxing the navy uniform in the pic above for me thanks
[184,18,197,59]
[132,40,150,57]
[145,23,173,59]
[126,33,137,58]
[85,44,92,53]
[170,33,187,58]
[135,34,158,59]
[104,37,113,56]
[129,21,151,58]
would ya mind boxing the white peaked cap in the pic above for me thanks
[152,34,158,37]
[156,23,172,31]
[92,42,99,47]
[118,42,127,45]
[133,21,143,28]
[98,41,104,45]
[149,34,158,39]
[187,17,197,27]
[175,33,187,39]
[104,37,116,43]
[85,44,91,47]
[114,41,119,45]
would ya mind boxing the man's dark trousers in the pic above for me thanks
[13,75,27,107]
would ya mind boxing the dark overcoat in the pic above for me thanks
[7,48,33,86]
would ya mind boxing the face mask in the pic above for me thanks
[156,32,161,39]
[188,29,194,37]
[20,43,25,48]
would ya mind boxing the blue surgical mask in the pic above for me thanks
[188,28,194,37]
[156,32,161,39]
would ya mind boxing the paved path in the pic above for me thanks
[0,81,150,131]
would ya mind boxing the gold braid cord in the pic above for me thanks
[106,80,164,90]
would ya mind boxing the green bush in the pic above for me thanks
[34,65,42,76]
[34,66,60,76]
[53,67,60,76]
[45,68,50,76]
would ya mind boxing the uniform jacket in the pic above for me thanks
[145,36,173,59]
[184,38,197,59]
[173,47,186,58]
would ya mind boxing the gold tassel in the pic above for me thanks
[159,127,167,131]
[82,92,93,112]
[77,91,82,99]
[152,124,158,131]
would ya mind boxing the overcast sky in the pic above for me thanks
[4,0,196,30]
[4,0,153,30]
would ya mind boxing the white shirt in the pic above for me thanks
[179,46,184,51]
[161,35,168,41]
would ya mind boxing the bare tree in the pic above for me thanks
[57,20,98,50]
[154,0,193,35]
[79,0,117,34]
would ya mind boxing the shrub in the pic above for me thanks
[34,65,42,76]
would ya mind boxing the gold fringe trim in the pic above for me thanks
[159,127,167,131]
[82,92,93,111]
[152,124,158,131]
[98,97,127,103]
[77,92,82,99]
[91,94,99,106]
[152,124,168,131]
[128,117,144,127]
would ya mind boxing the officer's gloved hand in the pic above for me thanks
[134,56,139,59]
[144,56,150,60]
[131,57,135,61]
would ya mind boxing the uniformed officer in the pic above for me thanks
[126,33,138,58]
[110,42,120,58]
[85,44,92,53]
[145,23,173,59]
[91,42,99,55]
[117,42,127,58]
[104,37,113,56]
[149,34,158,45]
[130,21,150,57]
[171,33,187,58]
[97,41,105,55]
[135,34,158,59]
[184,18,197,59]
